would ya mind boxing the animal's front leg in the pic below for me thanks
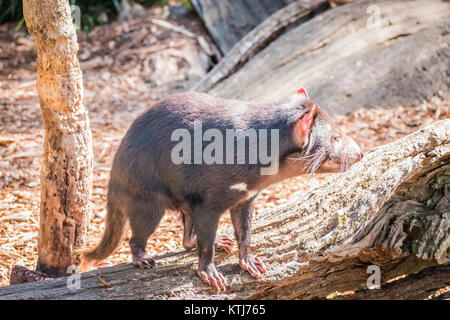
[230,199,267,279]
[192,205,227,291]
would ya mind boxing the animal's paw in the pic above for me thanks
[215,235,234,253]
[132,253,155,269]
[197,263,227,291]
[239,255,267,279]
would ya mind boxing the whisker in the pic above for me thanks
[305,150,325,174]
[303,157,315,174]
[288,153,317,161]
[296,150,326,175]
[298,151,319,172]
[340,155,351,172]
[303,159,314,174]
[312,152,326,173]
[300,153,317,159]
[341,158,346,172]
[305,161,315,174]
[291,153,317,161]
[311,157,323,173]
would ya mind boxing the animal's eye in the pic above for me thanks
[332,136,340,143]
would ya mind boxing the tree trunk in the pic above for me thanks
[1,120,448,299]
[10,0,93,281]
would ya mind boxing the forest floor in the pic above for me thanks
[0,4,449,288]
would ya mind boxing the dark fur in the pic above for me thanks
[82,92,361,287]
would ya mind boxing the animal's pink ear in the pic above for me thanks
[296,87,308,97]
[298,105,317,147]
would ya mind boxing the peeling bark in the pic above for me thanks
[1,120,448,299]
[11,0,94,280]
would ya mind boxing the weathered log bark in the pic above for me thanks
[328,0,356,6]
[1,119,448,299]
[191,0,329,93]
[10,0,93,281]
[333,264,450,300]
[205,0,450,115]
[191,0,299,54]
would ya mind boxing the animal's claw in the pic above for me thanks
[197,263,227,291]
[239,255,267,279]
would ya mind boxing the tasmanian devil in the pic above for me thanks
[81,88,363,291]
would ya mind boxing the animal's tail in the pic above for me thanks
[80,205,127,270]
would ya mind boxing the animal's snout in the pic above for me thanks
[337,137,363,172]
[348,139,363,164]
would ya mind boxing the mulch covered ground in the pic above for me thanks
[0,4,448,289]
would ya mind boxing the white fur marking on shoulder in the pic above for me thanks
[230,182,248,192]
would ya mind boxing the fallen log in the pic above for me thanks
[332,265,450,300]
[191,0,329,93]
[206,0,450,115]
[0,119,448,299]
[190,0,299,54]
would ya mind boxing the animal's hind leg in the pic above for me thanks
[128,195,166,269]
[214,234,234,253]
[182,209,234,253]
[230,198,267,279]
[181,208,196,250]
